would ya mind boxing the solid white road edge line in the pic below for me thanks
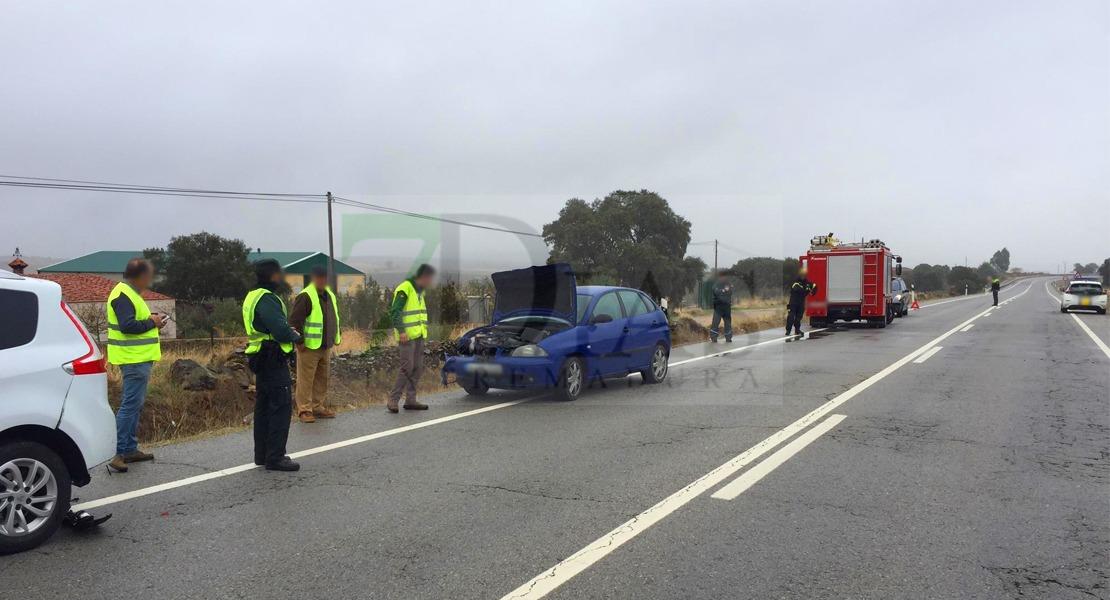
[500,300,1003,600]
[1070,314,1110,360]
[1044,281,1109,360]
[73,399,532,511]
[960,324,975,332]
[711,414,847,501]
[74,330,822,512]
[913,346,944,364]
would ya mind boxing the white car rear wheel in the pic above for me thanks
[0,442,71,555]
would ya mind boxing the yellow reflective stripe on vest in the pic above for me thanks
[299,286,341,350]
[242,288,294,355]
[105,281,161,365]
[394,280,428,341]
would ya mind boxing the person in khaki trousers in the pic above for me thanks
[288,266,339,423]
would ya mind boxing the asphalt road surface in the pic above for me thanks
[6,278,1107,599]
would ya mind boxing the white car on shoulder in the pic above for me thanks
[0,270,116,554]
[1060,279,1107,315]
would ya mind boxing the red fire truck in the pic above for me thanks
[801,234,903,328]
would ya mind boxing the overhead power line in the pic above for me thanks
[0,174,324,198]
[717,242,756,257]
[332,196,544,238]
[0,177,326,204]
[0,174,545,239]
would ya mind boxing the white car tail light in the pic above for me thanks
[60,301,107,375]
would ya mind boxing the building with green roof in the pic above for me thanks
[39,250,366,293]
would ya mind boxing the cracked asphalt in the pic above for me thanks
[4,278,1106,599]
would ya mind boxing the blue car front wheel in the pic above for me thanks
[554,357,585,401]
[641,343,669,384]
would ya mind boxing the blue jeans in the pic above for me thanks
[116,361,153,455]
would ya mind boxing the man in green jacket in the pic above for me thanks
[387,264,435,413]
[243,259,304,472]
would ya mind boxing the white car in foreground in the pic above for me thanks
[1060,279,1107,315]
[0,270,116,554]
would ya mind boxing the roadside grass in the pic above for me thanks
[120,312,780,447]
[111,333,448,448]
[674,303,787,335]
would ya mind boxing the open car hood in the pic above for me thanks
[491,264,578,324]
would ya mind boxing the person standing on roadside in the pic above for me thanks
[387,264,435,413]
[289,266,339,424]
[710,270,733,343]
[991,277,1001,306]
[105,258,166,473]
[786,266,818,337]
[243,259,304,472]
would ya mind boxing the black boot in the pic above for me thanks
[266,457,301,472]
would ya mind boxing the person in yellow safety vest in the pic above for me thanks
[243,259,304,472]
[289,266,340,423]
[386,263,435,413]
[105,258,166,473]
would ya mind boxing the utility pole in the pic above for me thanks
[714,239,718,273]
[326,191,337,291]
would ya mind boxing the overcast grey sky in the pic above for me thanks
[2,0,1107,273]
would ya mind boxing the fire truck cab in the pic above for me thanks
[801,234,902,329]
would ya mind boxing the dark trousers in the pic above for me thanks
[710,305,732,341]
[992,290,999,305]
[786,306,805,334]
[254,369,293,466]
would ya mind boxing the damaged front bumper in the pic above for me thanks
[442,355,559,390]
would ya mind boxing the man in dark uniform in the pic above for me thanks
[710,270,733,343]
[242,259,304,472]
[786,266,818,337]
[990,277,1001,306]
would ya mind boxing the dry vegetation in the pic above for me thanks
[112,334,447,447]
[123,313,786,447]
[673,303,789,335]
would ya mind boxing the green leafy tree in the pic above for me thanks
[1083,262,1099,275]
[989,248,1010,273]
[910,264,948,292]
[947,266,982,295]
[976,261,998,281]
[738,269,757,298]
[1099,258,1109,283]
[336,276,385,329]
[543,191,707,299]
[144,232,254,302]
[728,257,794,298]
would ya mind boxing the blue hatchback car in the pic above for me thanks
[442,264,671,401]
